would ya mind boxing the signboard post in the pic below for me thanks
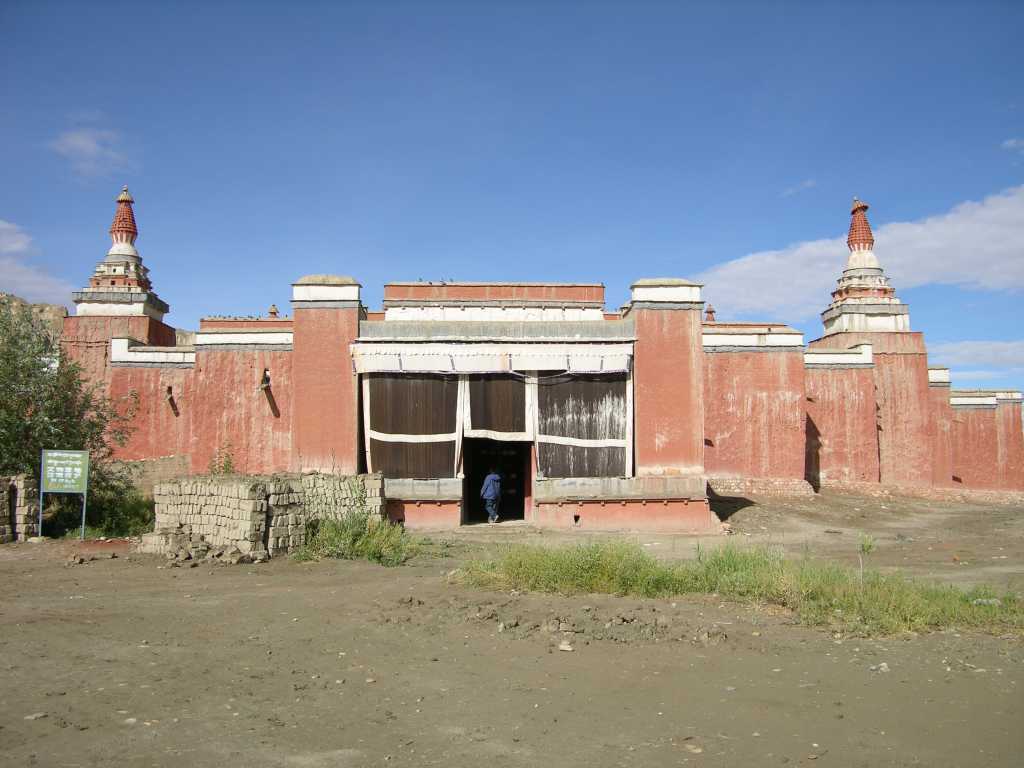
[40,450,90,539]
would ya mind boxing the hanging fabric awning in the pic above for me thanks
[351,342,633,374]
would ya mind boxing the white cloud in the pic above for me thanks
[921,340,1024,388]
[782,179,817,197]
[49,127,127,176]
[0,219,32,254]
[1002,137,1024,154]
[0,220,74,305]
[698,185,1024,322]
[928,340,1024,369]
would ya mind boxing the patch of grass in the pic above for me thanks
[46,492,155,538]
[294,508,416,567]
[458,542,1023,636]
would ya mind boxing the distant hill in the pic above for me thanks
[0,293,68,338]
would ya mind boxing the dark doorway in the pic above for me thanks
[463,438,531,523]
[8,482,18,540]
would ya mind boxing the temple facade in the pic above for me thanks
[61,190,1024,529]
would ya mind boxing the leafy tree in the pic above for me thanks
[0,301,145,535]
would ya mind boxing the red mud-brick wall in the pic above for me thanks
[804,367,880,486]
[632,307,704,476]
[188,349,294,474]
[532,499,716,532]
[109,365,193,461]
[386,500,462,528]
[996,400,1024,491]
[62,315,177,384]
[952,408,1000,490]
[292,307,361,474]
[809,332,933,487]
[703,350,806,481]
[929,387,954,488]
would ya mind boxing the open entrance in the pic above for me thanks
[462,438,531,524]
[7,482,17,540]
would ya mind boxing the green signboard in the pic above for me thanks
[41,449,90,494]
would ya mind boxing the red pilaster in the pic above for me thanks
[630,281,705,478]
[290,277,362,473]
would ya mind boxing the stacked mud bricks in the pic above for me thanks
[0,474,39,543]
[145,472,384,558]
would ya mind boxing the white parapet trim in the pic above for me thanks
[383,306,606,322]
[195,330,294,348]
[803,343,874,368]
[950,391,998,409]
[630,278,702,304]
[351,341,633,374]
[703,327,805,351]
[927,367,951,385]
[110,338,195,367]
[291,275,361,304]
[76,301,162,319]
[291,283,361,302]
[995,391,1023,402]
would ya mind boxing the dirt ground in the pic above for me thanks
[1,492,1022,767]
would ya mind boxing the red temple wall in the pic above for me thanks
[996,401,1024,491]
[952,408,1000,490]
[632,307,704,476]
[804,366,880,486]
[809,332,933,487]
[109,366,193,461]
[929,387,954,488]
[187,349,294,475]
[703,350,806,480]
[292,306,362,474]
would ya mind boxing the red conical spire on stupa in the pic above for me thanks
[846,197,874,252]
[109,186,138,245]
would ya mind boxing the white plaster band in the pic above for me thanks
[110,338,196,366]
[383,306,605,322]
[804,345,873,367]
[628,301,703,311]
[291,284,361,302]
[75,302,162,319]
[291,300,362,309]
[630,285,702,303]
[536,434,627,448]
[463,429,534,442]
[703,333,804,348]
[927,368,951,385]
[368,429,457,443]
[805,363,874,369]
[950,395,998,408]
[996,391,1023,401]
[351,342,633,374]
[198,344,293,352]
[195,331,294,346]
[110,361,194,369]
[705,346,803,354]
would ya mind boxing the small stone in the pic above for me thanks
[24,712,47,721]
[869,662,890,673]
[558,641,574,652]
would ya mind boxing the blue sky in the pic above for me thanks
[2,1,1023,389]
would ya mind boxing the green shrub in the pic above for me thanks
[295,507,415,567]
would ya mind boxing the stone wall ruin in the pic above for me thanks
[1,474,40,543]
[141,472,384,560]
